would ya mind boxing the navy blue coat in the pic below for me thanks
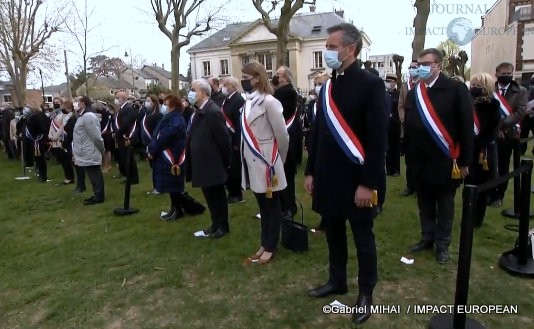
[148,110,187,193]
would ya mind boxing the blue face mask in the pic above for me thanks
[323,49,342,70]
[188,91,197,105]
[408,68,420,79]
[160,105,168,115]
[418,65,432,80]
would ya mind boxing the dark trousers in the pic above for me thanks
[386,117,401,174]
[254,191,282,252]
[404,153,415,191]
[23,140,34,167]
[201,184,229,232]
[416,184,457,250]
[84,165,105,201]
[75,165,86,189]
[520,116,534,155]
[52,148,75,181]
[280,167,297,215]
[493,138,518,201]
[226,150,242,198]
[34,154,47,181]
[119,146,139,182]
[2,137,13,158]
[324,213,377,296]
[8,140,18,159]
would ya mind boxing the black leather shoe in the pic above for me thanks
[307,283,348,298]
[162,208,184,221]
[83,197,104,205]
[74,187,86,193]
[352,295,373,324]
[227,196,244,204]
[400,188,415,197]
[208,229,228,239]
[436,249,451,264]
[203,226,217,236]
[408,240,434,253]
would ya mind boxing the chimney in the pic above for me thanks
[310,5,316,12]
[153,63,156,67]
[335,9,344,18]
[481,15,485,26]
[162,63,164,70]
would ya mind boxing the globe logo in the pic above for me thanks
[446,17,475,46]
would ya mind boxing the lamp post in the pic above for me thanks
[124,48,135,97]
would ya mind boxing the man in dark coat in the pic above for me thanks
[273,66,302,218]
[305,23,387,325]
[405,48,473,264]
[25,106,50,182]
[489,62,528,207]
[186,79,232,239]
[208,77,226,107]
[385,74,401,176]
[113,92,139,184]
[221,76,246,203]
[1,103,15,159]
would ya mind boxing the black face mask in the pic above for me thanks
[159,98,164,105]
[470,87,484,98]
[271,76,279,86]
[53,103,60,110]
[241,79,253,93]
[497,75,513,85]
[61,109,68,114]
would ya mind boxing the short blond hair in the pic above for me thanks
[470,73,496,95]
[314,72,330,84]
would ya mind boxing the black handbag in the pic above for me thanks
[281,201,309,253]
[180,192,206,215]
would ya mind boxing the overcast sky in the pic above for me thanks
[41,0,495,87]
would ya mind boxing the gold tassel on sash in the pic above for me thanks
[271,175,278,188]
[171,164,181,176]
[34,142,41,157]
[266,186,273,199]
[370,190,378,207]
[452,159,461,179]
[482,158,489,171]
[478,152,484,165]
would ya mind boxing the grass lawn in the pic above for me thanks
[1,154,533,329]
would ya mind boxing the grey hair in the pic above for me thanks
[223,76,239,89]
[279,66,293,83]
[326,23,363,55]
[193,79,212,96]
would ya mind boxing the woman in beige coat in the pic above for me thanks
[241,61,289,265]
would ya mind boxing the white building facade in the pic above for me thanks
[188,11,372,93]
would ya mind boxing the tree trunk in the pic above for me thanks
[13,63,28,107]
[411,0,431,61]
[171,46,180,95]
[275,17,290,68]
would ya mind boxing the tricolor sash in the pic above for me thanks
[163,148,186,176]
[115,113,137,145]
[493,91,520,130]
[25,127,43,156]
[141,114,152,140]
[101,121,110,135]
[321,79,365,165]
[222,110,235,134]
[415,83,461,178]
[51,118,61,133]
[473,110,480,136]
[241,97,279,198]
[285,110,297,130]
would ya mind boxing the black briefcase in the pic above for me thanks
[281,201,308,253]
[181,192,206,215]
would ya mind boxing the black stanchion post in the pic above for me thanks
[502,141,534,218]
[429,185,486,329]
[499,159,534,277]
[113,145,138,216]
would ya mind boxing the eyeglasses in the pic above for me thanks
[416,61,437,66]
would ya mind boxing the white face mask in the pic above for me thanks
[114,98,120,105]
[23,107,30,115]
[160,104,168,115]
[144,101,153,109]
[314,85,322,95]
[221,87,228,96]
[73,101,79,111]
